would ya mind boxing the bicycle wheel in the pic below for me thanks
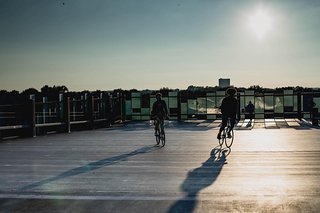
[224,128,234,148]
[160,130,165,147]
[155,129,160,145]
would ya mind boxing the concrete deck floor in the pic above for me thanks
[0,119,320,212]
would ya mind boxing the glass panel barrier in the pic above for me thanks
[187,99,197,115]
[197,97,207,114]
[169,97,177,108]
[125,100,132,115]
[132,97,141,109]
[274,96,284,113]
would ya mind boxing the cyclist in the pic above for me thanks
[217,87,238,140]
[151,93,168,135]
[245,101,255,122]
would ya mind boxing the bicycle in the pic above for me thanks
[154,118,165,147]
[218,118,234,148]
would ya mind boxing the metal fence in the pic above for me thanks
[0,92,124,139]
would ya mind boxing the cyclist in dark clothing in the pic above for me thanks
[246,101,255,121]
[217,87,238,140]
[151,93,168,134]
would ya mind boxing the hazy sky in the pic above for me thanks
[1,0,320,91]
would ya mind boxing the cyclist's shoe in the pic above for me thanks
[227,133,232,138]
[217,134,221,140]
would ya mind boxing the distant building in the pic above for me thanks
[219,78,230,88]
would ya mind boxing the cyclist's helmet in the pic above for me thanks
[226,87,237,96]
[155,93,162,98]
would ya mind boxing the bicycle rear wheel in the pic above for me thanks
[224,128,234,148]
[160,130,165,147]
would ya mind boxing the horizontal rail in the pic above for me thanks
[35,122,64,128]
[0,125,25,130]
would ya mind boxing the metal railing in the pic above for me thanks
[0,93,124,139]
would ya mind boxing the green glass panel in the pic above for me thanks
[274,96,284,113]
[132,98,141,108]
[293,95,298,111]
[132,116,141,120]
[284,95,293,107]
[197,97,207,114]
[255,97,264,113]
[187,99,197,114]
[207,97,219,114]
[169,91,178,96]
[265,96,274,111]
[314,97,320,108]
[284,90,293,95]
[169,97,177,108]
[141,116,150,120]
[131,92,141,98]
[181,103,187,114]
[125,100,132,115]
[245,90,254,96]
[141,108,150,115]
[216,91,225,96]
[239,93,245,113]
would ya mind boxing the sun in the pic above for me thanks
[248,7,274,40]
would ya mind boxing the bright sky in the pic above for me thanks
[0,0,320,91]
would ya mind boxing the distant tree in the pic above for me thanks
[21,88,39,95]
[10,90,20,96]
[248,85,263,91]
[41,85,68,94]
[0,90,8,95]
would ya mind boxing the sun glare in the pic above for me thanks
[248,7,274,40]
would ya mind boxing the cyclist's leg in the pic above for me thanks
[154,117,160,135]
[160,118,165,134]
[228,116,236,133]
[217,115,227,139]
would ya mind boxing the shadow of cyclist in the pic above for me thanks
[168,146,230,213]
[21,145,161,191]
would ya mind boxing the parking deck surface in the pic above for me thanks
[0,120,320,212]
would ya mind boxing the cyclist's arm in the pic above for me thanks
[163,101,169,118]
[150,102,157,119]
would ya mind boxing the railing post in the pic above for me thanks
[104,93,111,127]
[64,96,71,133]
[237,93,241,121]
[29,99,36,137]
[297,91,302,119]
[311,107,318,126]
[87,94,94,129]
[43,97,48,124]
[177,92,181,121]
[121,92,126,122]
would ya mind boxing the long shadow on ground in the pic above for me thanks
[168,146,230,213]
[21,145,161,191]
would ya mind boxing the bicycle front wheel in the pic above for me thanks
[224,129,234,148]
[155,129,160,145]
